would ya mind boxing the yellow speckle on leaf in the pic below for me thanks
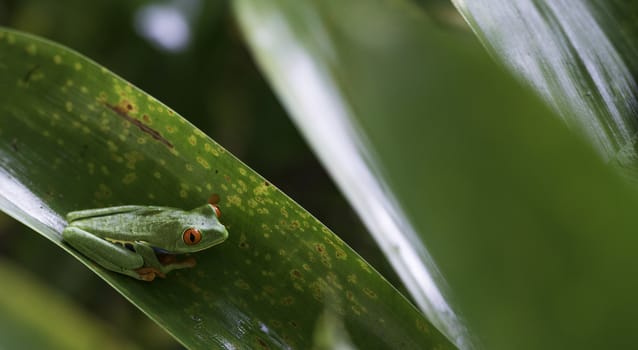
[238,167,247,176]
[53,55,62,64]
[234,279,250,290]
[227,195,241,207]
[351,305,363,316]
[196,157,210,169]
[122,172,137,184]
[238,233,249,249]
[358,259,372,274]
[253,183,269,197]
[65,101,73,112]
[94,184,112,200]
[26,44,37,55]
[124,151,144,169]
[106,140,118,152]
[237,180,248,194]
[188,135,197,146]
[289,269,303,280]
[153,171,161,179]
[280,296,294,306]
[74,62,83,71]
[194,129,206,138]
[293,282,304,292]
[416,318,430,334]
[363,288,378,299]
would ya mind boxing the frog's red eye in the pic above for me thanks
[212,204,221,218]
[183,228,202,245]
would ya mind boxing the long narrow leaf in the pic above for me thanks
[0,28,454,349]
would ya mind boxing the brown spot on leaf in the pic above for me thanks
[22,64,40,83]
[208,193,220,205]
[104,102,173,148]
[255,337,269,350]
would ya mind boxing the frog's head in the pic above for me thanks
[173,204,229,253]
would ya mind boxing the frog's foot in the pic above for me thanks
[157,254,176,265]
[179,256,196,268]
[158,254,196,268]
[157,254,196,273]
[135,267,166,281]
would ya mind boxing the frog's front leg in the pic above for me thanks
[134,243,197,275]
[62,227,156,281]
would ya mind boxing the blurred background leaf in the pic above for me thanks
[0,256,139,350]
[235,0,638,349]
[451,0,638,168]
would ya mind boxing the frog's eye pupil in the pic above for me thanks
[183,228,202,245]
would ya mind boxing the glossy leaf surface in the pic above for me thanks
[235,1,638,349]
[0,28,453,349]
[452,0,638,165]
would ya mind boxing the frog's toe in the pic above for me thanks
[136,267,166,280]
[139,272,155,281]
[182,257,196,267]
[158,254,176,265]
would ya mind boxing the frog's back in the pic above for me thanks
[68,206,185,242]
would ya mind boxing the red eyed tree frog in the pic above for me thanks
[62,204,228,281]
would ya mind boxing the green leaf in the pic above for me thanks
[0,257,139,350]
[0,28,454,349]
[451,0,638,164]
[235,0,638,349]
